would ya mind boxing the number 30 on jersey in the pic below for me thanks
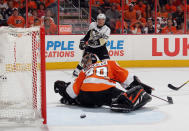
[85,67,108,77]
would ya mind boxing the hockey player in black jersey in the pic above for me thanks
[73,13,111,77]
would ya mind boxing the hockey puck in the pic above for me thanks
[80,114,86,119]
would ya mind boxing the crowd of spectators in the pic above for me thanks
[0,0,58,34]
[0,0,189,34]
[91,0,187,34]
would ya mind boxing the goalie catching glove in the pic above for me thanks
[54,80,77,105]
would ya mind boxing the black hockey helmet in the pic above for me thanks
[81,52,97,68]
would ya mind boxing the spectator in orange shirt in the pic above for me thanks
[134,0,146,18]
[130,21,143,34]
[161,19,177,34]
[124,4,129,10]
[135,10,146,26]
[44,17,57,35]
[124,4,136,23]
[7,8,25,28]
[28,0,37,9]
[160,5,168,18]
[115,17,128,34]
[165,0,176,13]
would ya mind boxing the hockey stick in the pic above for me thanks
[168,80,189,91]
[150,94,173,104]
[105,77,173,104]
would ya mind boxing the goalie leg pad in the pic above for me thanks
[110,93,133,113]
[127,85,152,110]
[111,85,152,112]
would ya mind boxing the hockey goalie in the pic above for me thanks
[54,52,153,112]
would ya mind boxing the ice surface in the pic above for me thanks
[1,67,189,131]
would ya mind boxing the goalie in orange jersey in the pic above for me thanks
[54,53,153,112]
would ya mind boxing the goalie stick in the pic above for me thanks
[168,80,189,91]
[105,77,173,104]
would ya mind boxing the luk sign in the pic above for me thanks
[152,38,189,57]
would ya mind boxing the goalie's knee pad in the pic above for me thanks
[127,85,152,110]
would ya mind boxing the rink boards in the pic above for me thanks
[45,35,189,69]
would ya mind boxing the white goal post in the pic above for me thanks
[0,27,46,125]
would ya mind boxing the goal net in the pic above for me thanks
[0,27,46,125]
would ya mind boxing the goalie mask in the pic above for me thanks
[81,52,97,68]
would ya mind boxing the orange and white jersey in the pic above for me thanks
[66,60,134,98]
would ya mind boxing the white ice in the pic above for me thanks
[1,67,189,131]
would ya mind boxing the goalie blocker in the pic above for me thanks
[54,53,152,112]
